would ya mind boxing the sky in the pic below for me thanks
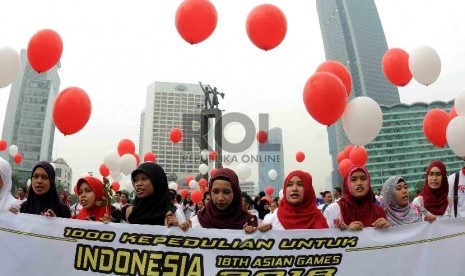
[0,0,464,193]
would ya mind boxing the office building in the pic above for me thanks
[52,158,72,193]
[258,127,284,196]
[366,100,462,191]
[140,81,203,183]
[316,0,400,186]
[239,180,257,197]
[1,49,60,184]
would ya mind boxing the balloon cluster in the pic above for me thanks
[424,91,465,157]
[382,45,441,87]
[175,0,287,51]
[0,140,22,165]
[337,145,368,177]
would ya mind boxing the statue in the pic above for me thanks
[198,82,225,110]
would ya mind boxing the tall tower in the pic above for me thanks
[258,127,285,196]
[316,0,400,186]
[1,49,60,184]
[140,81,203,185]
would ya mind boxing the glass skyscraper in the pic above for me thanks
[1,49,60,185]
[140,81,203,184]
[316,0,400,186]
[366,100,462,191]
[258,127,284,197]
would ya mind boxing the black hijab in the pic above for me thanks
[128,162,176,225]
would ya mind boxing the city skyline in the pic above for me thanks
[0,1,464,192]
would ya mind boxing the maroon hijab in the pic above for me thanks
[338,166,386,227]
[197,168,257,229]
[422,161,449,215]
[277,170,328,229]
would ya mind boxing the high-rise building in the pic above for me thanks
[366,100,462,191]
[239,180,257,197]
[316,0,401,186]
[52,158,73,193]
[1,49,60,184]
[140,81,203,184]
[258,127,284,196]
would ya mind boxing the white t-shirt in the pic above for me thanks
[323,203,342,228]
[448,170,465,218]
[412,196,452,220]
[112,202,122,210]
[262,211,285,230]
[190,215,202,228]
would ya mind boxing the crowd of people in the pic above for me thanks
[1,156,464,233]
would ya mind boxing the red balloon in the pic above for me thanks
[449,106,457,120]
[382,48,412,87]
[209,151,218,161]
[175,0,217,44]
[338,159,354,178]
[198,178,208,188]
[99,164,110,177]
[210,168,217,176]
[342,145,354,160]
[191,190,203,204]
[185,176,194,186]
[296,151,305,163]
[303,72,347,126]
[27,29,63,73]
[423,109,449,147]
[180,189,189,199]
[316,60,352,96]
[265,186,274,196]
[256,130,268,144]
[246,4,287,51]
[170,128,183,144]
[118,139,135,156]
[349,146,368,166]
[0,139,7,151]
[53,87,92,135]
[144,151,156,162]
[111,182,120,192]
[14,153,22,164]
[337,152,344,163]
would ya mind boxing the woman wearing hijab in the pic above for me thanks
[412,161,452,220]
[258,170,329,231]
[190,168,258,231]
[0,158,17,211]
[75,176,111,223]
[12,161,71,218]
[122,162,186,227]
[324,166,388,230]
[381,176,435,226]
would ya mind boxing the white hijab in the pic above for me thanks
[0,158,17,210]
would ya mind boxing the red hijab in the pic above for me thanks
[277,170,328,229]
[76,176,110,221]
[197,168,257,229]
[338,167,386,227]
[422,161,449,215]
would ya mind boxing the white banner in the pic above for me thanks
[0,211,464,275]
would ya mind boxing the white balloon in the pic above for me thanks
[200,149,209,161]
[278,189,284,200]
[268,169,278,181]
[189,179,198,189]
[446,116,465,157]
[236,163,251,181]
[110,170,121,181]
[0,47,20,88]
[455,90,465,116]
[27,179,31,187]
[8,145,18,157]
[342,96,383,146]
[119,154,137,176]
[123,179,134,193]
[104,150,120,171]
[168,181,179,191]
[199,163,208,175]
[409,45,441,86]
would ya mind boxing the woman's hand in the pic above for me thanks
[256,223,272,232]
[424,212,436,223]
[42,209,57,217]
[99,214,111,224]
[165,211,179,227]
[243,222,257,234]
[9,206,19,214]
[347,221,364,231]
[179,220,191,232]
[372,218,389,229]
